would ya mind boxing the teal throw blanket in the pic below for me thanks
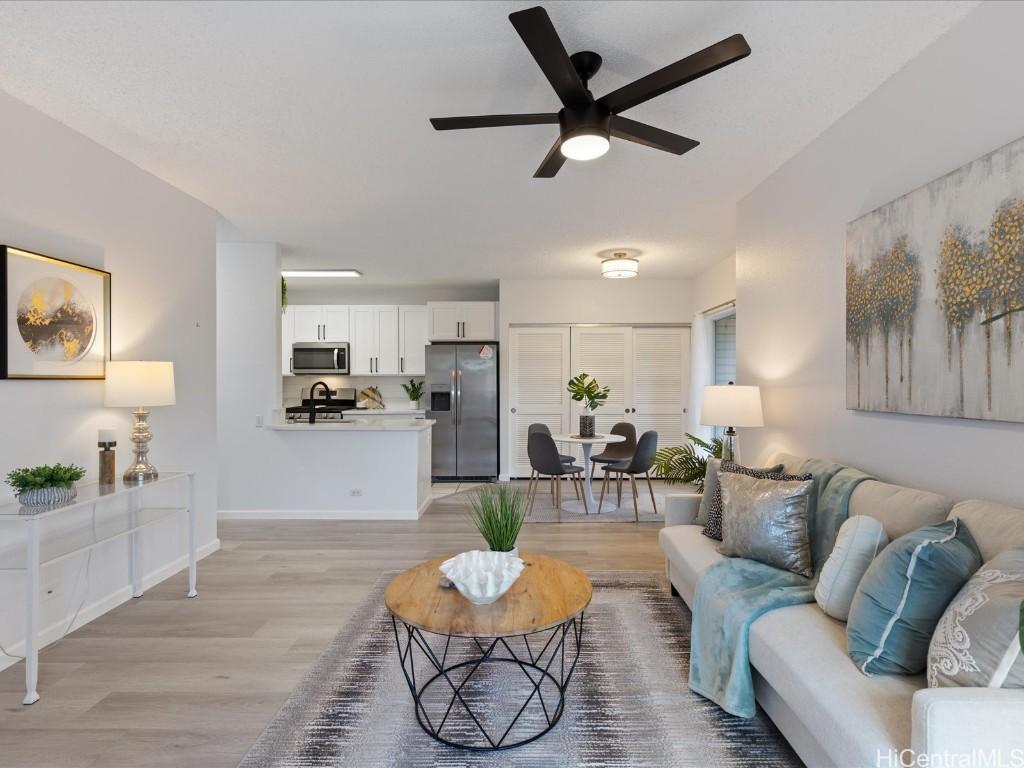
[688,459,873,718]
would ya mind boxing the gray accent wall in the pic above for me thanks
[736,1,1024,507]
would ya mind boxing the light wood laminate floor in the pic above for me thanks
[0,483,667,768]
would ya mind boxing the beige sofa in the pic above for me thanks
[659,452,1024,768]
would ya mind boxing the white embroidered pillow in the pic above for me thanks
[928,547,1024,688]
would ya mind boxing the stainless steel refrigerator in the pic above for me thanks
[426,343,498,480]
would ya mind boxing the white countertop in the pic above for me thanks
[268,418,433,432]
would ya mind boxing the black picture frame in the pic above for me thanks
[1,245,112,380]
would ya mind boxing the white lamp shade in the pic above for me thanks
[701,385,763,428]
[104,361,176,407]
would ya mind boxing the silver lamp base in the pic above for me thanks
[123,407,159,484]
[722,427,739,464]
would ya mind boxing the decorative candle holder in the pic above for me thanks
[98,440,116,487]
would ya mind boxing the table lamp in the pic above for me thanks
[701,383,763,463]
[104,361,176,483]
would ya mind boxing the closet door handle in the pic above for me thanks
[401,357,404,373]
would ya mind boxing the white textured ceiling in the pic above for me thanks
[0,0,977,285]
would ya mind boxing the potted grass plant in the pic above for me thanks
[467,483,528,555]
[6,463,86,507]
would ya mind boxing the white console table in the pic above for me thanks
[0,472,197,704]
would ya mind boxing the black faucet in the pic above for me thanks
[308,381,331,424]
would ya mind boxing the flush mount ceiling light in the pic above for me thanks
[280,270,362,278]
[601,252,639,279]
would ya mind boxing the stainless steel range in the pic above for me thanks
[284,386,357,423]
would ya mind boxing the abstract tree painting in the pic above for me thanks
[846,136,1024,423]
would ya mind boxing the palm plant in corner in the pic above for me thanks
[652,434,723,493]
[467,484,528,556]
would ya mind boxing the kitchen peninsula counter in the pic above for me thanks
[220,415,433,520]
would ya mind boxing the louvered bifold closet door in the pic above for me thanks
[631,327,690,453]
[568,326,633,462]
[508,326,571,477]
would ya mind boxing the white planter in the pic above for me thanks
[408,400,419,409]
[439,550,525,605]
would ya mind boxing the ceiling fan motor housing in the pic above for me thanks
[559,101,611,143]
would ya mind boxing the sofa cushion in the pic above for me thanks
[848,519,982,676]
[928,547,1024,688]
[750,603,921,766]
[815,515,889,621]
[698,458,783,526]
[703,460,811,541]
[949,499,1024,562]
[659,524,725,599]
[848,481,955,540]
[719,473,816,577]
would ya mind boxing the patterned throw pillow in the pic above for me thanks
[702,460,812,541]
[928,547,1024,688]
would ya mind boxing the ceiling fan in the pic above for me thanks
[430,5,751,178]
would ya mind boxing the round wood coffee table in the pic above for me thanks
[385,553,591,751]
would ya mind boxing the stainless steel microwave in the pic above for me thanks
[291,342,349,375]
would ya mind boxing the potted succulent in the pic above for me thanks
[6,463,86,508]
[401,378,425,409]
[467,483,528,556]
[653,433,723,493]
[566,372,610,438]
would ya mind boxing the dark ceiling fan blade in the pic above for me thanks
[610,116,699,155]
[534,138,566,178]
[599,34,751,114]
[509,6,590,108]
[430,113,559,130]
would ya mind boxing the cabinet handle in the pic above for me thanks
[400,357,404,373]
[369,357,373,373]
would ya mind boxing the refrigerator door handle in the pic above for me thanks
[456,369,463,425]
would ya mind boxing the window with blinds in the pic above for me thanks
[712,313,737,438]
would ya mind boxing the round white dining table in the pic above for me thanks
[549,433,627,514]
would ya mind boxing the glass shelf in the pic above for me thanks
[0,473,189,518]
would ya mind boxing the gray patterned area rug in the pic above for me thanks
[239,571,802,768]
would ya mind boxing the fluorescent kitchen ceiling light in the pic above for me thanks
[281,269,362,278]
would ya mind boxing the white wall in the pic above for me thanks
[216,242,283,511]
[693,255,736,314]
[497,278,695,477]
[736,1,1024,507]
[0,89,219,670]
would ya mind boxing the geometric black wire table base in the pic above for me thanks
[391,614,584,751]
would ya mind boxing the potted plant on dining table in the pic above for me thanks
[566,372,610,438]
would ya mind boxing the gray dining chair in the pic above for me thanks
[527,431,587,517]
[589,422,637,471]
[529,423,577,466]
[598,430,659,521]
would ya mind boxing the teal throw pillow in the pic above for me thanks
[847,518,981,676]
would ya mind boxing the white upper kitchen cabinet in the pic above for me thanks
[290,305,350,342]
[351,305,400,375]
[292,305,323,342]
[427,301,496,341]
[282,306,294,376]
[398,305,429,376]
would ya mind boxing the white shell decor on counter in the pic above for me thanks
[439,550,525,606]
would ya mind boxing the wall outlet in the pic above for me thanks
[255,414,264,427]
[349,489,363,497]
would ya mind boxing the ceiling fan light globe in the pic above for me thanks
[560,133,610,161]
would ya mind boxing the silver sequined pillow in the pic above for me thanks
[718,472,816,578]
[927,547,1024,688]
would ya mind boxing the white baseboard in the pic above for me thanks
[0,538,220,674]
[218,508,422,521]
